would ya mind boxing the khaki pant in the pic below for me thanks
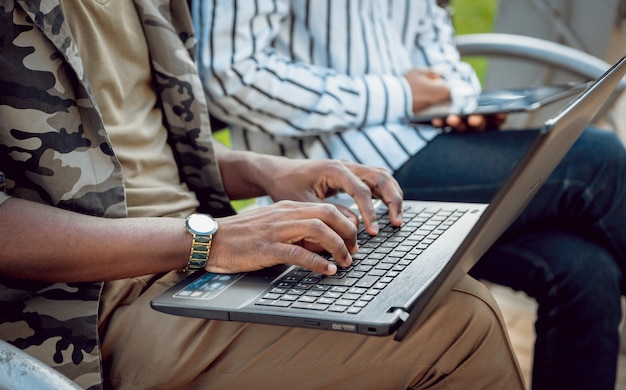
[99,272,524,389]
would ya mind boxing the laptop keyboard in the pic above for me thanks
[254,205,468,314]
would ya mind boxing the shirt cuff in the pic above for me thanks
[448,81,480,114]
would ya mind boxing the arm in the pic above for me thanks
[408,0,482,113]
[213,142,403,234]
[0,146,402,282]
[0,190,358,285]
[407,1,506,131]
[0,195,352,281]
[0,196,191,282]
[194,0,412,135]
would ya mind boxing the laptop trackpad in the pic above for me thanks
[172,264,290,306]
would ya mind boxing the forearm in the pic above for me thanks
[407,1,480,112]
[0,197,191,282]
[196,0,411,135]
[213,142,280,200]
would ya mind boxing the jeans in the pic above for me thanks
[394,127,626,390]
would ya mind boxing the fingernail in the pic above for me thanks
[327,263,337,274]
[346,253,354,265]
[371,220,379,234]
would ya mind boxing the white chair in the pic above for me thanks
[455,32,626,138]
[0,340,81,390]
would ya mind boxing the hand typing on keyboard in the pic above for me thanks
[201,156,404,278]
[256,205,467,314]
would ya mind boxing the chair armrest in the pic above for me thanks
[0,340,82,390]
[455,33,624,86]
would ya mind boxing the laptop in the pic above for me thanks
[403,82,590,125]
[152,55,626,342]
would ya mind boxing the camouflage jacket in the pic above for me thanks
[0,0,234,388]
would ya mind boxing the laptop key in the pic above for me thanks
[328,305,347,313]
[318,277,358,287]
[355,275,379,288]
[256,299,291,307]
[258,205,469,313]
[291,302,330,311]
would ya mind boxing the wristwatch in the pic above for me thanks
[181,213,218,272]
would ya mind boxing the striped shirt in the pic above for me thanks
[194,0,481,172]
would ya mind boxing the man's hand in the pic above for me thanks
[403,68,507,132]
[432,113,508,132]
[403,68,451,113]
[209,201,358,276]
[260,159,404,236]
[213,147,404,276]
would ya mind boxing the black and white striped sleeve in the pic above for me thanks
[397,0,481,113]
[193,0,411,136]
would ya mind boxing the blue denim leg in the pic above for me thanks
[472,228,622,390]
[396,127,626,270]
[394,127,626,389]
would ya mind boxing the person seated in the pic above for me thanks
[0,1,524,388]
[195,1,626,389]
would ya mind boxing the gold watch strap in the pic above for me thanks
[181,234,213,272]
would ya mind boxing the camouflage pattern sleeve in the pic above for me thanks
[135,0,236,218]
[0,2,107,387]
[0,1,234,389]
[0,0,127,217]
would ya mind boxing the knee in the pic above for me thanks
[576,127,626,169]
[417,274,512,356]
[414,275,507,341]
[563,246,620,291]
[580,126,623,149]
[544,247,622,315]
[445,274,507,331]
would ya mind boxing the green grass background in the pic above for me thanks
[452,0,498,82]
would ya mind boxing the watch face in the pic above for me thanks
[186,214,218,235]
